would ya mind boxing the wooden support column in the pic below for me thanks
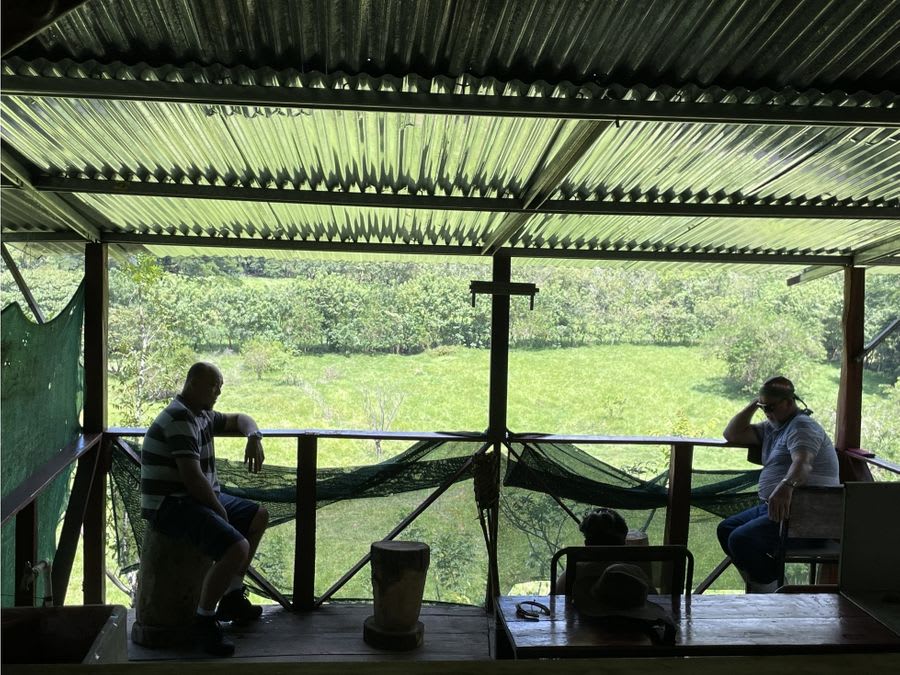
[488,255,511,443]
[485,255,511,608]
[835,267,872,482]
[664,443,693,547]
[293,435,318,610]
[663,442,693,595]
[82,243,108,603]
[14,502,37,606]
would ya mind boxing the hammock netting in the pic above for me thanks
[108,435,759,604]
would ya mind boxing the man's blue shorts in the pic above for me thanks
[150,492,260,560]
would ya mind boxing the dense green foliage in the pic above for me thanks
[2,251,898,605]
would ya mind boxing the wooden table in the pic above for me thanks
[496,593,900,658]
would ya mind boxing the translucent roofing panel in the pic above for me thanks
[516,214,899,256]
[560,122,900,206]
[73,194,502,247]
[0,189,74,233]
[2,94,579,198]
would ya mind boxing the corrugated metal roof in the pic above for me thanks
[2,62,897,203]
[14,0,900,93]
[2,1,898,269]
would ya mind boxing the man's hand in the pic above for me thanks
[245,436,265,473]
[766,483,793,522]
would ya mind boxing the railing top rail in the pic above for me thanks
[511,433,733,448]
[1,432,103,526]
[839,448,900,475]
[107,427,488,442]
[106,427,899,474]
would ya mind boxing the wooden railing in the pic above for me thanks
[1,432,105,606]
[6,428,899,607]
[107,427,490,610]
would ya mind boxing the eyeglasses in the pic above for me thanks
[757,400,782,413]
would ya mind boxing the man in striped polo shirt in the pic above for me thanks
[142,362,269,657]
[717,375,839,593]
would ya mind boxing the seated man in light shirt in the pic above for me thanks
[717,376,839,593]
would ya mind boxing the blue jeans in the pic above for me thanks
[717,503,781,584]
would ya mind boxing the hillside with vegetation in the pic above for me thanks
[2,251,898,604]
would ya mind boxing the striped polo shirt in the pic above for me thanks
[141,394,226,519]
[753,412,840,500]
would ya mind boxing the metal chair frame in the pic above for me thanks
[550,544,694,615]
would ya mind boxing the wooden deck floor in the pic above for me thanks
[127,603,495,662]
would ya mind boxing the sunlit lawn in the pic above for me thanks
[84,345,894,607]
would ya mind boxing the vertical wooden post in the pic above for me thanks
[663,442,693,595]
[294,435,318,610]
[52,445,101,606]
[14,502,37,606]
[83,243,108,433]
[82,243,108,603]
[488,255,511,443]
[835,267,871,482]
[486,255,511,608]
[664,443,693,547]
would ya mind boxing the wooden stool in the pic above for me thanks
[130,528,212,647]
[363,541,430,651]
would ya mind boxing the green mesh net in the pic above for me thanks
[1,283,84,607]
[108,432,759,603]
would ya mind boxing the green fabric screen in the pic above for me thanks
[1,282,84,606]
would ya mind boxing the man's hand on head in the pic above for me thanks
[244,436,265,474]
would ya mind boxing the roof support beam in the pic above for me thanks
[0,244,46,322]
[34,176,900,220]
[83,232,858,266]
[4,75,899,128]
[1,148,101,241]
[854,235,900,265]
[787,234,900,285]
[482,120,612,253]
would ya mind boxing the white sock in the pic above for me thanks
[226,575,245,594]
[196,607,216,617]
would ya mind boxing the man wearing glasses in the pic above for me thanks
[716,376,839,593]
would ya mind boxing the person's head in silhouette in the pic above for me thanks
[580,507,629,546]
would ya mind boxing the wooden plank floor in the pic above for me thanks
[127,603,495,662]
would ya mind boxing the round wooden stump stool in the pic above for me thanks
[131,528,212,648]
[625,529,654,585]
[363,541,430,651]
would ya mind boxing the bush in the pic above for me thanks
[704,306,824,393]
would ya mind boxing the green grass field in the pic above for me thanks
[208,344,894,468]
[91,344,895,607]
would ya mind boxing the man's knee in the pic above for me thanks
[716,520,734,552]
[223,538,250,565]
[250,505,269,535]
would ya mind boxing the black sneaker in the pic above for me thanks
[192,615,235,657]
[216,586,263,624]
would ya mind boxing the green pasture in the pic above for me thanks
[91,344,895,607]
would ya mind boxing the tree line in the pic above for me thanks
[2,252,898,420]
